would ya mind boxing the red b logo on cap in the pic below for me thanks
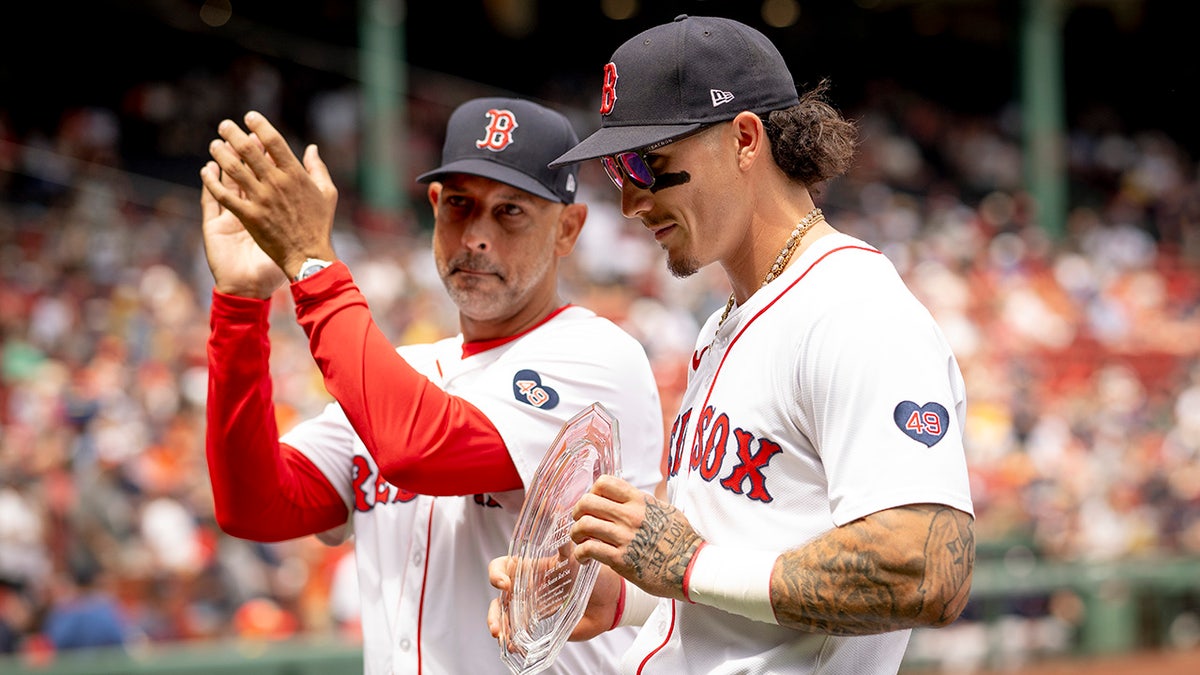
[476,109,519,151]
[599,63,618,115]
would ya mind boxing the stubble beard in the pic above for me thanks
[444,275,513,322]
[439,250,504,320]
[441,249,553,322]
[664,247,701,279]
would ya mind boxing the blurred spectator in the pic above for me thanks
[42,550,134,651]
[232,597,298,642]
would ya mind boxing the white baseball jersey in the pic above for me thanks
[623,233,973,674]
[283,305,665,675]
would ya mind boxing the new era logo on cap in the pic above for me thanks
[710,89,735,107]
[417,97,580,203]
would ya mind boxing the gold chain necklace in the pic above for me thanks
[716,207,825,329]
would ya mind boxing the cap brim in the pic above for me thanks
[548,123,704,168]
[416,159,562,203]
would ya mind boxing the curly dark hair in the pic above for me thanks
[762,79,858,189]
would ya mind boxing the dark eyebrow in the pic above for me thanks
[439,178,539,205]
[495,189,537,205]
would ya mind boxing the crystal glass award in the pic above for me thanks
[498,402,621,675]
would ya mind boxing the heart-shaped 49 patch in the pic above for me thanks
[893,401,949,447]
[512,369,560,410]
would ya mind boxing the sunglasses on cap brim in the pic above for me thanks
[599,123,721,190]
[601,151,655,190]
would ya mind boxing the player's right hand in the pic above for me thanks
[570,475,703,603]
[202,111,338,281]
[199,161,287,299]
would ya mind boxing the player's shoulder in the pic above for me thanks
[797,234,943,337]
[525,305,650,357]
[543,305,634,339]
[804,232,889,273]
[791,233,904,295]
[759,233,916,336]
[394,335,463,372]
[395,334,460,357]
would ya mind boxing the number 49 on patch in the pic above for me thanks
[893,401,950,447]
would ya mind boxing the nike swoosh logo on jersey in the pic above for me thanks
[691,346,709,370]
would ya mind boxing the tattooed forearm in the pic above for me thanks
[774,538,907,635]
[772,504,974,636]
[624,496,702,587]
[920,506,975,625]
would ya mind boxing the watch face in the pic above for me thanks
[296,259,332,281]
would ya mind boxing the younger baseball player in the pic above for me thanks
[489,16,975,674]
[200,97,664,674]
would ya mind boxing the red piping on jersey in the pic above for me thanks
[460,304,573,358]
[642,245,878,672]
[416,501,436,673]
[637,601,678,673]
[686,245,877,476]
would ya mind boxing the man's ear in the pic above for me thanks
[555,202,588,256]
[731,111,767,171]
[426,182,442,211]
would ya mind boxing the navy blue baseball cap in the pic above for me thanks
[550,15,800,167]
[417,97,580,203]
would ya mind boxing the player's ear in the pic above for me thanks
[730,111,766,172]
[426,182,442,212]
[554,202,587,257]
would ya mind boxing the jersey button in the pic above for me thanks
[412,550,423,565]
[399,637,412,651]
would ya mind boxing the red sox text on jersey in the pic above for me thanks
[666,405,782,503]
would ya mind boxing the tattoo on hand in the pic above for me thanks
[624,497,700,587]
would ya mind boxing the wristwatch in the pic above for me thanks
[294,258,333,282]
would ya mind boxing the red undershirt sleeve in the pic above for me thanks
[206,290,349,542]
[290,262,523,495]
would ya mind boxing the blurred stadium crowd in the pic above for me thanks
[1,43,1199,668]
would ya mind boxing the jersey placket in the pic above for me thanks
[391,496,435,672]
